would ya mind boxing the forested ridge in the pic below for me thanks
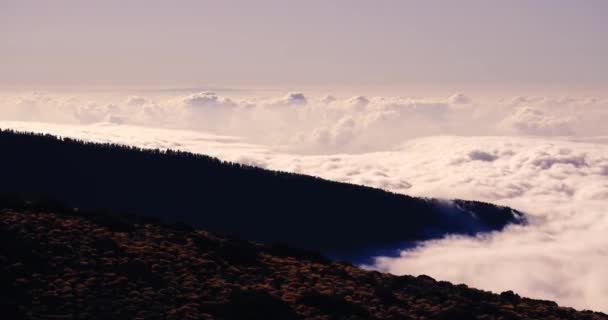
[0,130,523,257]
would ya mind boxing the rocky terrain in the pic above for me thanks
[1,202,605,320]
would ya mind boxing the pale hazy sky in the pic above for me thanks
[2,0,607,93]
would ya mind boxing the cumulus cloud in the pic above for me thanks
[345,95,370,111]
[265,92,308,107]
[501,107,574,135]
[182,92,238,108]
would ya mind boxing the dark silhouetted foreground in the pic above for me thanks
[0,130,524,257]
[0,205,604,320]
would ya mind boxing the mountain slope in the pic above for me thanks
[0,206,604,320]
[0,130,523,258]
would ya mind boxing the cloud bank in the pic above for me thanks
[1,92,607,153]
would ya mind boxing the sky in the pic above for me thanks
[2,0,607,94]
[2,0,608,312]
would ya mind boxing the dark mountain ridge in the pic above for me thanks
[0,129,524,258]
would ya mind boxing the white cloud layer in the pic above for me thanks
[1,90,608,311]
[1,92,607,153]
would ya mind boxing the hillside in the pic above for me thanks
[0,130,523,259]
[1,204,604,320]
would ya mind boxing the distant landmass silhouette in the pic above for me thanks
[0,129,524,259]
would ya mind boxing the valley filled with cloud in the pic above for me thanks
[1,91,608,311]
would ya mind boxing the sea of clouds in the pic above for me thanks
[2,91,607,153]
[1,91,608,311]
